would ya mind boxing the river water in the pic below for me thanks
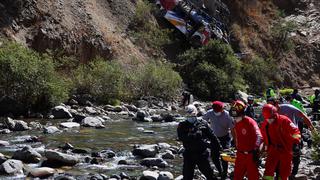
[0,116,183,179]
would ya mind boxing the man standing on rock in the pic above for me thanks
[177,104,222,180]
[203,101,235,179]
[260,104,301,180]
[230,100,263,180]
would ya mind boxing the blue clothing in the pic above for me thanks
[202,110,234,137]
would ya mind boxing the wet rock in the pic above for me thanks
[0,153,7,164]
[72,112,86,123]
[0,159,23,175]
[120,172,129,179]
[118,160,128,165]
[161,113,176,122]
[43,126,62,134]
[12,146,42,163]
[81,117,105,128]
[110,174,121,179]
[123,104,138,112]
[158,171,174,180]
[158,143,171,150]
[114,106,123,112]
[60,143,74,150]
[174,175,183,180]
[0,129,11,134]
[118,111,129,116]
[151,115,163,122]
[60,122,80,128]
[72,148,91,154]
[29,167,55,178]
[132,144,159,158]
[90,174,106,180]
[68,99,79,106]
[54,175,77,180]
[100,149,116,158]
[44,150,79,167]
[293,174,308,180]
[136,100,148,108]
[140,158,168,168]
[314,167,320,174]
[85,106,98,115]
[4,117,30,131]
[143,130,155,134]
[52,105,73,119]
[141,170,159,180]
[29,121,43,129]
[161,150,175,159]
[0,140,9,146]
[25,136,41,143]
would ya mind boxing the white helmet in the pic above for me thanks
[186,104,198,115]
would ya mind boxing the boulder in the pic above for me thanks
[84,106,97,115]
[51,106,72,119]
[161,113,176,122]
[158,143,171,150]
[81,117,105,128]
[136,100,148,108]
[43,126,61,134]
[123,104,138,112]
[0,159,23,175]
[0,140,9,146]
[161,150,175,160]
[132,144,159,158]
[151,115,163,122]
[100,149,116,158]
[4,117,30,131]
[0,129,11,134]
[174,175,183,180]
[133,110,151,122]
[292,174,308,180]
[141,170,159,180]
[12,146,42,163]
[29,121,43,129]
[120,172,129,179]
[72,148,91,154]
[158,171,174,180]
[60,122,80,128]
[44,150,79,166]
[29,167,55,178]
[72,112,86,123]
[140,158,168,168]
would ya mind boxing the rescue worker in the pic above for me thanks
[265,87,276,99]
[230,100,263,180]
[309,89,320,121]
[203,101,235,179]
[177,104,222,180]
[285,95,306,114]
[291,89,303,102]
[181,91,191,107]
[244,95,256,119]
[268,97,316,177]
[260,104,301,180]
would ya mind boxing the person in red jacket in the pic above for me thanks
[260,104,301,180]
[229,100,263,180]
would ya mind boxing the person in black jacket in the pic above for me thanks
[245,95,256,119]
[177,105,222,180]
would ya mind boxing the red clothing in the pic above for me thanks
[234,116,262,180]
[260,114,301,180]
[235,116,262,151]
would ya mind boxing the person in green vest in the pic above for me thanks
[265,87,276,99]
[285,96,306,114]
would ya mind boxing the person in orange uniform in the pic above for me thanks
[260,104,301,180]
[230,100,263,180]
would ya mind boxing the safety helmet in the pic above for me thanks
[247,95,254,101]
[230,100,246,117]
[212,101,224,112]
[186,104,198,115]
[262,104,278,120]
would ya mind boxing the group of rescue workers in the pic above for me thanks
[177,88,320,180]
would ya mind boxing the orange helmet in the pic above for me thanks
[262,104,278,120]
[230,100,246,117]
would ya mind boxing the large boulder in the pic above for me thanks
[141,170,159,180]
[161,150,175,160]
[81,117,105,128]
[0,159,23,175]
[43,126,61,134]
[140,158,168,168]
[29,167,56,178]
[44,150,79,166]
[133,110,151,122]
[60,122,80,128]
[12,146,42,163]
[0,140,9,147]
[132,144,159,158]
[51,106,72,119]
[158,171,174,180]
[4,117,30,131]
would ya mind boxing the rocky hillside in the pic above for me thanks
[0,0,147,63]
[0,0,319,88]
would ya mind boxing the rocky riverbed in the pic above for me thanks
[0,99,319,180]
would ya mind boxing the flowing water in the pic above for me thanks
[0,116,183,179]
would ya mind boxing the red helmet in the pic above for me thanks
[212,101,224,112]
[230,100,246,117]
[262,104,278,119]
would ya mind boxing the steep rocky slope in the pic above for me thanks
[0,0,147,63]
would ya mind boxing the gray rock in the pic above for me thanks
[123,104,138,112]
[158,171,174,180]
[85,106,97,115]
[0,129,11,134]
[143,130,155,134]
[90,174,105,180]
[120,172,129,179]
[174,175,183,180]
[4,117,30,131]
[12,146,42,163]
[293,174,308,180]
[113,106,123,112]
[158,143,171,150]
[137,100,148,108]
[43,126,61,134]
[151,115,163,122]
[45,150,79,166]
[29,121,43,129]
[132,144,159,158]
[142,170,159,180]
[0,140,9,146]
[72,148,91,154]
[29,167,55,178]
[60,122,80,128]
[54,175,77,180]
[161,150,175,159]
[140,158,168,168]
[52,106,73,119]
[72,112,86,123]
[100,149,116,158]
[161,113,176,122]
[68,99,78,105]
[314,167,320,174]
[0,159,23,174]
[81,117,105,128]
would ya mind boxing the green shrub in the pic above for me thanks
[72,58,124,104]
[178,40,245,100]
[132,61,182,100]
[243,57,279,95]
[279,88,294,96]
[0,40,70,114]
